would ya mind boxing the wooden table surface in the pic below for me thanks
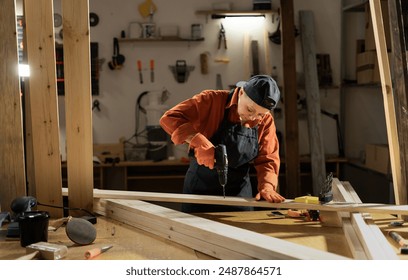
[0,210,407,260]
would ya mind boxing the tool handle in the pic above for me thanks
[137,60,142,71]
[150,59,154,70]
[85,248,102,259]
[389,231,406,247]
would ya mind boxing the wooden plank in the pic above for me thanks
[24,0,62,217]
[263,28,272,75]
[369,0,403,205]
[243,32,250,79]
[61,187,408,216]
[339,180,398,259]
[104,200,252,259]
[62,0,94,214]
[299,10,326,196]
[280,0,300,197]
[251,40,259,75]
[102,199,348,260]
[0,0,27,212]
[388,0,408,207]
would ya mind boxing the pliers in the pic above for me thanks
[218,24,227,49]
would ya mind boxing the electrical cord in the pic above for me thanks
[37,201,96,218]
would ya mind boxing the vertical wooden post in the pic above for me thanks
[24,0,63,217]
[299,11,326,195]
[62,0,94,213]
[280,0,300,197]
[388,0,408,207]
[0,0,27,212]
[369,0,403,205]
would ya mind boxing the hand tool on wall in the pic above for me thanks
[85,244,113,259]
[169,60,195,83]
[137,60,143,84]
[218,23,227,49]
[214,144,228,198]
[150,59,154,82]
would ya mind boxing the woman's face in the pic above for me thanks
[237,88,270,127]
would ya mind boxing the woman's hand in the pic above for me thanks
[255,184,285,203]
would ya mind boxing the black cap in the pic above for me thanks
[236,75,280,110]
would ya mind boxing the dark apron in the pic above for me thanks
[182,92,259,213]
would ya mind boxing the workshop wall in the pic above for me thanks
[19,0,343,160]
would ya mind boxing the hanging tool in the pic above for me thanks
[218,23,227,49]
[137,60,143,84]
[85,245,113,259]
[150,59,154,83]
[214,144,228,198]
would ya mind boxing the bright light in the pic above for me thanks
[223,16,265,32]
[19,64,30,77]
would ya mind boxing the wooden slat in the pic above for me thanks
[62,0,93,213]
[281,0,300,197]
[263,28,272,75]
[299,10,326,196]
[61,187,408,216]
[369,0,403,205]
[388,0,408,207]
[24,0,62,217]
[0,0,26,212]
[337,180,397,259]
[102,199,348,260]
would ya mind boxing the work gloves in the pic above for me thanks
[189,133,215,169]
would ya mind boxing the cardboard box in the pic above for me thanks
[365,144,390,174]
[365,1,391,51]
[356,51,379,84]
[356,50,392,84]
[93,143,124,163]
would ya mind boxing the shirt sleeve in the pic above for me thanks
[253,115,280,191]
[159,90,228,145]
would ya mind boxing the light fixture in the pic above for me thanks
[211,13,266,19]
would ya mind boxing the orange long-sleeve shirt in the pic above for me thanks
[160,88,280,190]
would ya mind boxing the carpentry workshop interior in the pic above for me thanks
[2,0,408,263]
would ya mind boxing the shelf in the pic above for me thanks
[118,37,204,43]
[343,0,367,13]
[195,9,275,16]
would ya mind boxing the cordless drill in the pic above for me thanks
[214,144,228,198]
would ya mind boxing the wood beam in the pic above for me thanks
[388,0,408,208]
[299,10,326,195]
[24,0,62,217]
[62,0,94,214]
[280,0,300,197]
[62,188,408,216]
[333,179,398,259]
[369,0,403,205]
[100,199,348,260]
[0,0,27,212]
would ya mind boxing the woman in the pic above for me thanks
[160,75,285,212]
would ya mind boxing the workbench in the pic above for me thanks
[1,210,406,260]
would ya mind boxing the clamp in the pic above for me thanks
[218,24,227,49]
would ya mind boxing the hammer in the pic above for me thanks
[16,242,68,260]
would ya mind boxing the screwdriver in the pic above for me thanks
[85,245,113,259]
[150,59,154,83]
[137,60,143,84]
